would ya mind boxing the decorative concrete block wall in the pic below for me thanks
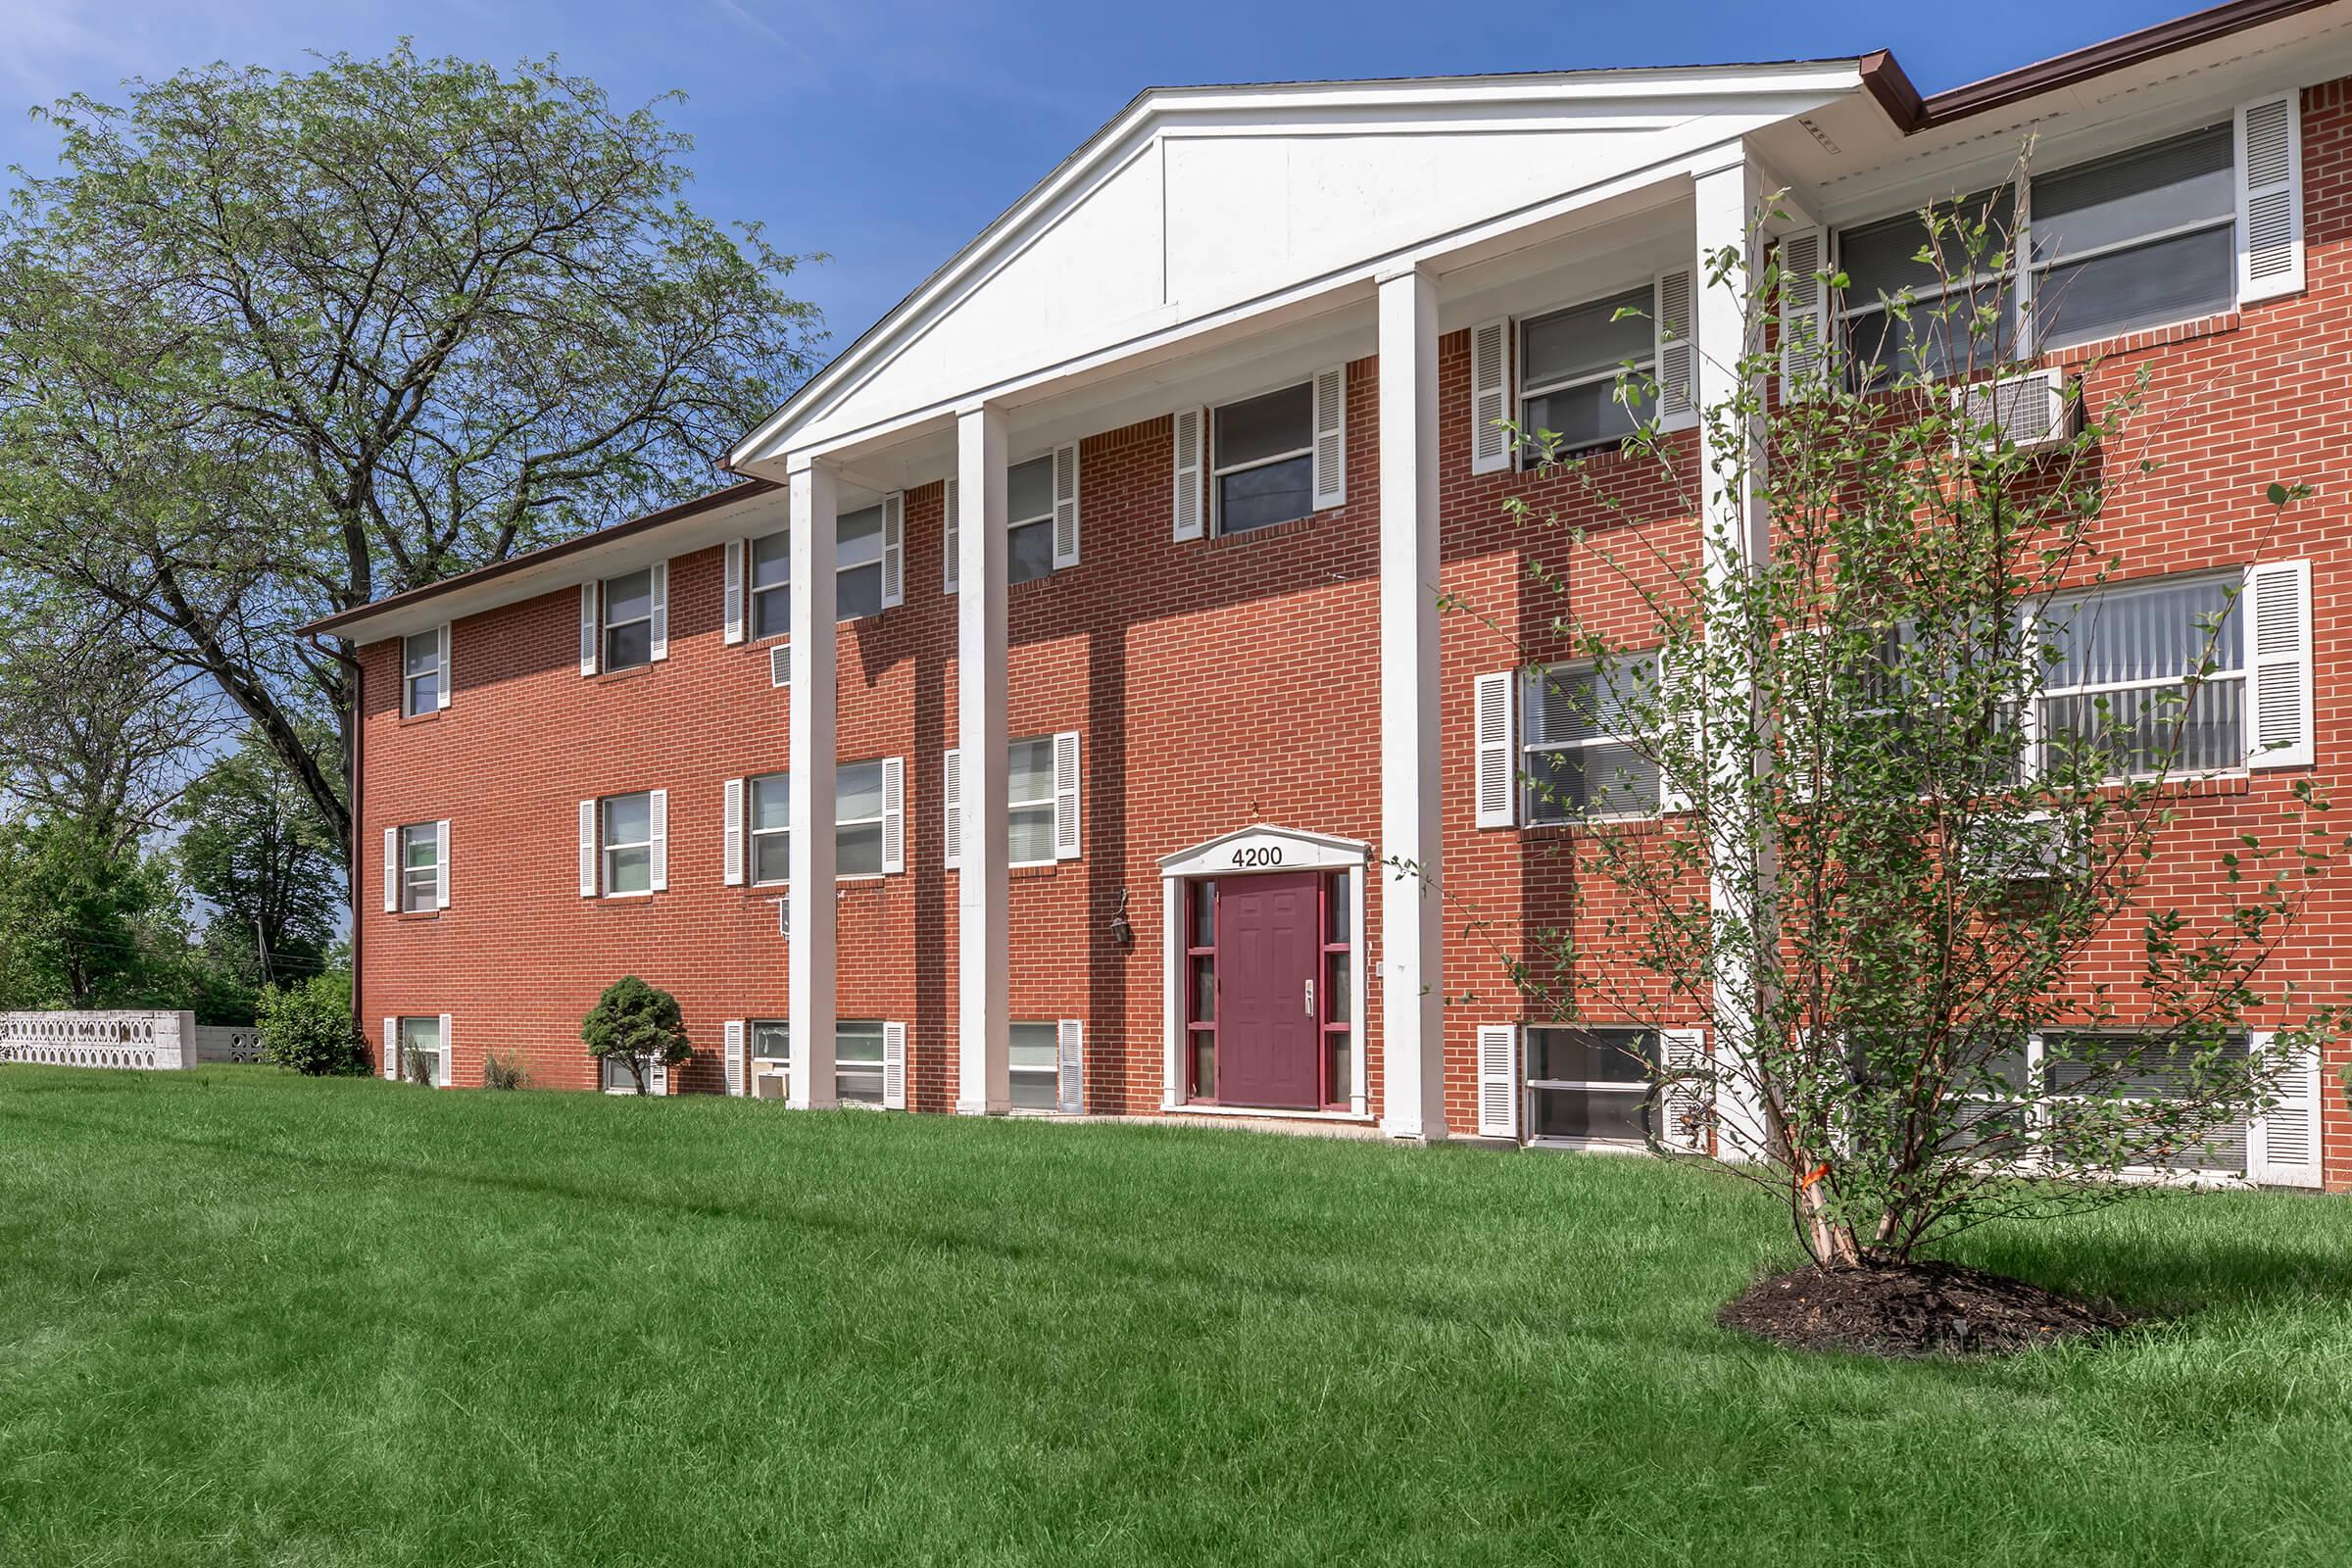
[0,1010,197,1070]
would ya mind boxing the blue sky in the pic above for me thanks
[3,0,2188,366]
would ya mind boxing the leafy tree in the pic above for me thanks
[0,45,823,852]
[0,816,179,1008]
[580,976,690,1096]
[174,725,343,995]
[256,970,370,1076]
[1446,163,2344,1268]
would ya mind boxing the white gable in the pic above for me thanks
[737,65,1860,466]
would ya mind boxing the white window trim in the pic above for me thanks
[1155,826,1368,1117]
[834,759,904,880]
[397,821,444,914]
[1008,735,1058,870]
[1207,379,1315,538]
[748,1018,792,1064]
[395,1013,452,1090]
[1519,654,1664,826]
[601,791,659,900]
[598,566,663,670]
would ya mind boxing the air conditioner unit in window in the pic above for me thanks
[1955,368,2076,453]
[1960,811,2087,882]
[769,644,791,688]
[753,1071,787,1100]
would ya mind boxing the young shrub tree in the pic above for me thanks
[256,972,370,1076]
[581,977,690,1097]
[1446,161,2343,1281]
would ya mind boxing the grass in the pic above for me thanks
[2,1069,2348,1567]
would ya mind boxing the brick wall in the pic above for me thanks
[359,80,2352,1184]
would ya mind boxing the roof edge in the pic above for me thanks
[301,479,779,641]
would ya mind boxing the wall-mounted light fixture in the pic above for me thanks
[1108,887,1134,950]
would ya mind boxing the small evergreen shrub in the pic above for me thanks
[255,972,370,1077]
[581,976,691,1096]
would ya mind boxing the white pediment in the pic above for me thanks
[1159,823,1370,880]
[736,64,1860,466]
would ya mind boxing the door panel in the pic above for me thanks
[1215,871,1322,1108]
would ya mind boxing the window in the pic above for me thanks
[1321,872,1352,1102]
[600,1055,637,1094]
[836,762,887,876]
[750,530,791,639]
[1522,657,1662,823]
[750,1019,791,1064]
[602,568,656,670]
[399,824,441,913]
[838,505,886,620]
[2039,1032,2252,1174]
[403,628,444,715]
[748,772,791,885]
[1005,738,1059,865]
[1518,286,1654,459]
[837,1019,886,1104]
[1211,382,1314,535]
[2035,574,2243,778]
[602,792,656,895]
[1838,186,2018,384]
[1009,1021,1059,1110]
[1525,1026,1659,1144]
[1185,879,1217,1101]
[1005,456,1057,585]
[2031,125,2233,350]
[399,1015,444,1087]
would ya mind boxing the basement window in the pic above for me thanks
[1009,1021,1059,1110]
[1524,1026,1658,1146]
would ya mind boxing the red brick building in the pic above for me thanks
[314,2,2350,1187]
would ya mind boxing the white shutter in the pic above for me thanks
[1053,730,1082,860]
[382,1016,397,1081]
[943,475,961,594]
[2248,1029,2324,1188]
[880,492,905,609]
[1171,407,1205,541]
[1470,318,1511,475]
[724,1019,747,1097]
[1654,270,1697,429]
[2245,560,2313,768]
[723,539,747,644]
[382,826,397,913]
[579,582,599,676]
[1310,365,1346,511]
[436,1013,453,1089]
[942,748,963,869]
[1658,1028,1709,1152]
[578,799,598,897]
[1657,648,1694,813]
[769,643,791,689]
[2236,92,2305,304]
[1779,226,1829,401]
[722,777,745,887]
[434,819,451,909]
[882,1021,907,1109]
[1476,1025,1518,1139]
[1057,1019,1084,1113]
[777,894,790,939]
[648,788,668,891]
[435,623,453,709]
[1052,443,1080,568]
[649,561,669,661]
[880,757,905,874]
[1475,671,1517,828]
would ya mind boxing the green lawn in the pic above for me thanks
[3,1069,2348,1567]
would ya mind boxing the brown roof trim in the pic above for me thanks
[1874,0,2333,133]
[302,478,780,639]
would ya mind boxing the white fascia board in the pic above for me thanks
[730,63,1862,472]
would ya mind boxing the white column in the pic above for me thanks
[956,404,1011,1116]
[787,456,838,1109]
[1377,267,1446,1141]
[1693,150,1771,1159]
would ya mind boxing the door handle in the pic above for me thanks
[1304,977,1315,1017]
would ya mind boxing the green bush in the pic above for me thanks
[580,976,690,1096]
[255,972,370,1077]
[481,1050,530,1091]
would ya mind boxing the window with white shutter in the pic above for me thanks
[1171,407,1205,541]
[1658,1029,1708,1152]
[880,758,905,874]
[1476,1025,1518,1139]
[1778,226,1828,400]
[381,1015,397,1081]
[942,748,963,869]
[649,561,669,661]
[434,819,451,909]
[648,788,668,891]
[1523,1025,1664,1147]
[578,583,599,676]
[1053,442,1081,569]
[723,539,747,645]
[2245,559,2313,769]
[880,492,905,609]
[722,777,746,887]
[1310,365,1346,511]
[1653,270,1696,430]
[1518,287,1660,459]
[837,504,890,620]
[436,1013,453,1089]
[2236,92,2304,304]
[724,1019,747,1097]
[1469,318,1511,475]
[404,626,448,715]
[1210,381,1318,534]
[943,476,961,594]
[2248,1029,2323,1187]
[1475,671,1516,828]
[1053,730,1082,861]
[382,826,397,913]
[578,800,598,896]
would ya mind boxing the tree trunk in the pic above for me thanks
[1793,1168,1865,1268]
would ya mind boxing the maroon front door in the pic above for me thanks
[1214,871,1323,1109]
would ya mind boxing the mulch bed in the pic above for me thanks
[1717,1258,2134,1358]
